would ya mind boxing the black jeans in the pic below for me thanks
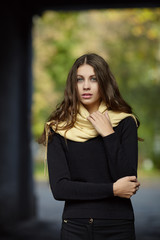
[60,218,136,240]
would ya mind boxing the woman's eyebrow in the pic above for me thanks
[77,74,96,77]
[77,75,83,77]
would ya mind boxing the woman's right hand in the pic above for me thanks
[113,176,140,199]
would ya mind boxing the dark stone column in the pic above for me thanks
[0,6,36,224]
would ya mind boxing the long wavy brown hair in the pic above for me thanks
[38,53,141,145]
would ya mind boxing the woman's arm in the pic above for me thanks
[102,117,138,181]
[47,133,113,201]
[87,112,138,182]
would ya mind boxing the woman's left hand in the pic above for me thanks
[87,111,115,137]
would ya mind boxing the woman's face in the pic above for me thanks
[76,64,101,113]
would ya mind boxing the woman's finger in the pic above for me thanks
[105,111,110,119]
[90,111,101,120]
[87,115,95,123]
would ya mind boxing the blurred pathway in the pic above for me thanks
[132,177,160,240]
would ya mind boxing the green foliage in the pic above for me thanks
[32,8,160,168]
[45,41,76,91]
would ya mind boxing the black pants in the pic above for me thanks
[60,218,135,240]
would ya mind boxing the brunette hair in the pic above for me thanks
[38,53,141,145]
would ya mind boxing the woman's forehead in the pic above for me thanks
[77,64,95,76]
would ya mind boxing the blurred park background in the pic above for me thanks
[30,8,160,240]
[32,7,160,180]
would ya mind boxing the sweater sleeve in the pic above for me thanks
[102,117,138,182]
[47,133,113,201]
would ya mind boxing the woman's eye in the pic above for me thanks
[91,77,97,81]
[77,78,83,82]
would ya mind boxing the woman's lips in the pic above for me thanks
[82,93,93,99]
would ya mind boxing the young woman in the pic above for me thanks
[38,53,140,240]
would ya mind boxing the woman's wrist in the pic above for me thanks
[102,129,115,137]
[113,182,117,196]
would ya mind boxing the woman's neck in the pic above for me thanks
[83,101,101,114]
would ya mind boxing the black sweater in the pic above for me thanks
[47,116,138,220]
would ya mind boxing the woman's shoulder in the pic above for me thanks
[48,130,61,144]
[121,116,137,125]
[49,130,67,147]
[115,116,137,132]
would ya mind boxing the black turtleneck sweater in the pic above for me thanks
[47,116,138,220]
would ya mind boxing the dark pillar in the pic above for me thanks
[0,5,35,225]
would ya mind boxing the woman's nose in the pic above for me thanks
[83,80,90,89]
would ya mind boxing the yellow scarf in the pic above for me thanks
[44,101,138,167]
[47,101,138,140]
